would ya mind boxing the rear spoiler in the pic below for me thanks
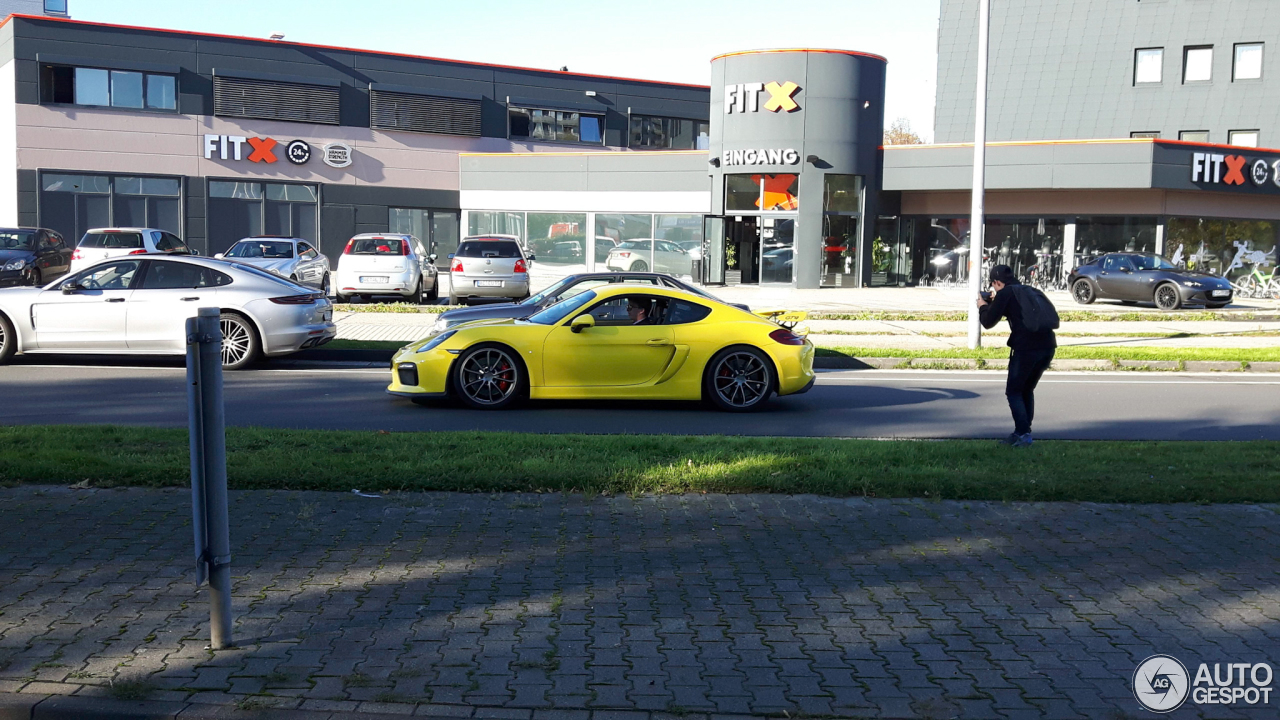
[753,308,809,332]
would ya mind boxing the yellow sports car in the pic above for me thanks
[387,285,815,412]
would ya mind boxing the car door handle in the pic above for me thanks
[105,298,126,303]
[646,338,671,347]
[181,296,200,301]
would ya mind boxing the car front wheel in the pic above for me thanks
[1154,283,1182,311]
[23,268,41,287]
[219,312,260,370]
[704,346,774,412]
[1071,279,1096,305]
[0,312,16,364]
[631,260,649,272]
[453,344,524,410]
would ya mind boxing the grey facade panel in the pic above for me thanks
[883,142,1159,191]
[459,152,708,194]
[936,0,1280,145]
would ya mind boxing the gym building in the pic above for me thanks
[3,0,1279,292]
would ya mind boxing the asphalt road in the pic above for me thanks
[4,356,1279,440]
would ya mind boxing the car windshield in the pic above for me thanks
[523,277,573,306]
[226,240,294,259]
[527,290,597,326]
[1132,255,1176,271]
[457,240,522,258]
[0,231,37,250]
[349,238,406,255]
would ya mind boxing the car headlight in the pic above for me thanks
[432,317,450,334]
[3,259,26,271]
[416,330,455,353]
[1181,280,1203,288]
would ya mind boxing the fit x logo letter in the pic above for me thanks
[1223,155,1247,185]
[763,81,801,112]
[247,137,278,163]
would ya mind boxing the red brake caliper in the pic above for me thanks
[497,361,511,392]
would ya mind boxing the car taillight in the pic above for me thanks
[769,328,806,346]
[128,249,147,255]
[342,240,354,255]
[71,249,83,260]
[269,294,319,305]
[401,241,410,256]
[618,252,631,258]
[513,259,527,273]
[451,259,463,273]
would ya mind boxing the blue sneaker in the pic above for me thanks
[1012,433,1034,448]
[999,433,1020,446]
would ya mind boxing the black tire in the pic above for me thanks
[321,273,331,297]
[0,312,16,364]
[219,312,260,370]
[631,260,649,272]
[336,294,350,304]
[425,278,439,303]
[1071,279,1096,305]
[414,279,427,305]
[23,268,41,287]
[703,346,775,412]
[448,290,459,305]
[451,343,525,410]
[1154,283,1182,311]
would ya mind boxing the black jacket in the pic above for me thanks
[980,283,1057,350]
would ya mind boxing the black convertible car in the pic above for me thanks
[1068,252,1233,310]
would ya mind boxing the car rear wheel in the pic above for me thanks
[1071,279,1096,305]
[704,346,774,412]
[0,312,16,364]
[453,344,524,410]
[1154,283,1182,311]
[425,277,439,303]
[321,274,331,297]
[631,260,649,272]
[219,312,260,370]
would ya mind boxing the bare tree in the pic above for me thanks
[883,117,925,146]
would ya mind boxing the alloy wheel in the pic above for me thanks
[1155,285,1179,311]
[459,348,519,406]
[1072,280,1093,304]
[713,351,770,408]
[322,274,331,297]
[220,317,252,367]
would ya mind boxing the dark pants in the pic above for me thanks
[1006,347,1055,435]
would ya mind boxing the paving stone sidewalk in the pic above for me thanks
[1,488,1278,719]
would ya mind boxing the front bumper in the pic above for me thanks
[0,271,31,288]
[1178,286,1233,305]
[386,346,454,396]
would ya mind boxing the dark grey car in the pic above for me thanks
[1068,252,1233,310]
[426,272,749,335]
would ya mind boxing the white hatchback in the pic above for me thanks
[334,233,439,304]
[70,228,194,274]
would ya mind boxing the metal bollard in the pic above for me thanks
[186,307,233,649]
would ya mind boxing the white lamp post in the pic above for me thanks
[968,0,991,349]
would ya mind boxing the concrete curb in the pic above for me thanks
[0,693,758,720]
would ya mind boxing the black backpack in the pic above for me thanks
[1011,285,1060,332]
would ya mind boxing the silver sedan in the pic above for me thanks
[216,237,332,295]
[0,254,335,369]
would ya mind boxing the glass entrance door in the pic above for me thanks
[702,216,726,285]
[760,216,794,284]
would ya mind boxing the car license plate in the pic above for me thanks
[360,276,389,283]
[475,280,503,287]
[1211,289,1229,297]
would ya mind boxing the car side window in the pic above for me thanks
[557,279,612,302]
[664,299,712,325]
[1115,256,1135,272]
[77,260,142,290]
[585,294,667,326]
[297,243,318,260]
[166,233,192,254]
[140,261,219,289]
[619,277,661,286]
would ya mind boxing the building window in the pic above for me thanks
[508,107,604,145]
[1134,48,1163,85]
[628,115,710,150]
[44,0,68,14]
[1183,46,1214,83]
[1131,131,1160,139]
[1179,130,1210,142]
[39,173,181,244]
[207,181,318,254]
[1234,43,1264,80]
[213,76,340,125]
[40,65,177,111]
[725,174,800,213]
[371,91,481,137]
[1228,130,1260,147]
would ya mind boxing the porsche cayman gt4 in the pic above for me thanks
[387,285,815,412]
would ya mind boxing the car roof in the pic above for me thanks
[462,235,520,241]
[236,236,303,242]
[584,283,720,303]
[86,227,160,233]
[351,233,413,239]
[0,227,48,232]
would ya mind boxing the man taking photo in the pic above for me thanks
[977,265,1058,447]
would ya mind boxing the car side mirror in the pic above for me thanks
[570,314,595,333]
[527,254,536,262]
[214,252,223,259]
[429,253,437,262]
[60,281,82,295]
[447,253,455,260]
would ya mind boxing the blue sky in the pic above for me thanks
[68,0,941,139]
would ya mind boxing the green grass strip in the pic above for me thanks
[815,345,1280,362]
[2,426,1278,504]
[333,303,446,314]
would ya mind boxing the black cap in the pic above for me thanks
[990,264,1018,285]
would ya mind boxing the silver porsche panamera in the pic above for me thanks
[0,254,336,369]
